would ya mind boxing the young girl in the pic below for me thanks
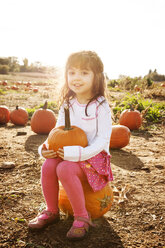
[28,50,113,240]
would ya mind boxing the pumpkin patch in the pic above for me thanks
[0,72,164,247]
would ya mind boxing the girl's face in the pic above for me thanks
[67,67,94,99]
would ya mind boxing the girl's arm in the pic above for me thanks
[38,138,49,157]
[38,139,57,158]
[63,103,112,162]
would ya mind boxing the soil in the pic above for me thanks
[0,73,165,248]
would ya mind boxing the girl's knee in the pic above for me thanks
[42,158,59,175]
[57,161,74,180]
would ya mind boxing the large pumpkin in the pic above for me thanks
[48,107,88,152]
[119,108,142,130]
[31,101,56,134]
[0,106,10,124]
[59,181,114,219]
[10,106,29,126]
[110,125,130,149]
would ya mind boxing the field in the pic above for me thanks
[0,72,165,248]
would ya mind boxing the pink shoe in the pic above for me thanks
[28,210,60,230]
[66,215,95,240]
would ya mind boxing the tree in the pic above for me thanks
[8,57,20,72]
[20,58,29,72]
[0,65,9,74]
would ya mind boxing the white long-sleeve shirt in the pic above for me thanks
[38,96,112,162]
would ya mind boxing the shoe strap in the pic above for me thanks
[75,216,96,227]
[41,210,55,217]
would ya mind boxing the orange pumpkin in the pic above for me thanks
[10,106,29,126]
[134,85,140,92]
[31,101,56,134]
[59,181,114,219]
[119,108,142,130]
[0,105,10,124]
[33,87,39,93]
[160,82,165,87]
[110,125,130,149]
[48,107,88,152]
[2,80,7,86]
[11,85,19,90]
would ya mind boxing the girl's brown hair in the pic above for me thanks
[60,51,107,115]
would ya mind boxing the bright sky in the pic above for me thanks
[0,0,165,79]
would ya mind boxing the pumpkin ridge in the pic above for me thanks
[59,182,113,219]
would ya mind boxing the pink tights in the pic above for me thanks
[41,158,88,219]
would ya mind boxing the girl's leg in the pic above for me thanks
[28,158,62,229]
[56,161,88,218]
[41,158,62,213]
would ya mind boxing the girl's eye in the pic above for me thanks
[68,71,75,75]
[82,71,88,75]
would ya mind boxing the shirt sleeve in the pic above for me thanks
[64,102,112,162]
[38,138,49,157]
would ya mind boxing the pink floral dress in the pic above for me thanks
[79,151,113,192]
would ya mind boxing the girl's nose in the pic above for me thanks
[73,72,81,80]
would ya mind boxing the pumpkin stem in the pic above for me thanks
[128,103,134,111]
[64,107,72,130]
[16,105,19,110]
[43,101,48,110]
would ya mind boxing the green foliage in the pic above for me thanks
[14,217,25,223]
[145,102,165,122]
[108,73,165,91]
[45,101,58,111]
[112,93,165,123]
[26,107,37,118]
[0,65,9,74]
[146,78,153,87]
[107,80,119,88]
[108,76,145,91]
[0,56,58,74]
[0,57,20,74]
[146,69,165,82]
[0,89,6,95]
[113,94,145,114]
[26,101,58,118]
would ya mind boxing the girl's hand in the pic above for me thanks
[41,144,57,159]
[57,148,64,159]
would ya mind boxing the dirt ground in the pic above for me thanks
[0,73,165,248]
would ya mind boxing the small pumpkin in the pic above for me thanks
[48,107,88,152]
[160,82,165,87]
[33,87,39,93]
[11,85,19,90]
[59,181,114,219]
[26,82,32,87]
[119,106,142,130]
[31,101,56,134]
[16,81,22,85]
[0,105,10,124]
[2,80,7,86]
[134,85,141,92]
[110,125,130,149]
[10,106,29,126]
